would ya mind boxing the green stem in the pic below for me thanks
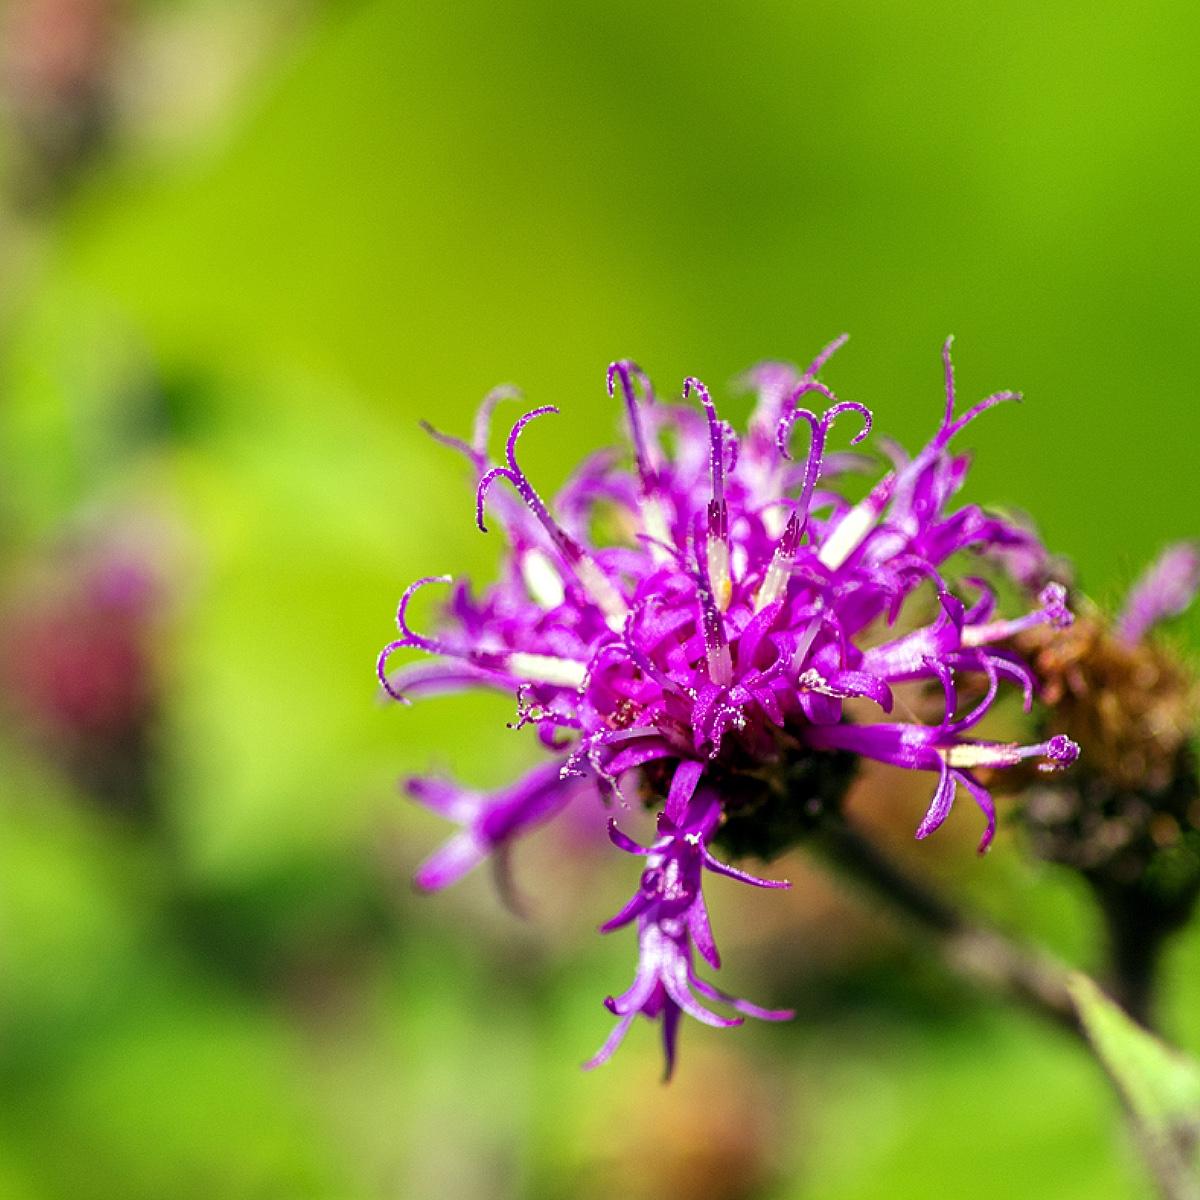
[805,811,1200,1200]
[809,811,1082,1037]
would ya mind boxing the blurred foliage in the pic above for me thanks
[1,0,1199,1197]
[1071,973,1200,1196]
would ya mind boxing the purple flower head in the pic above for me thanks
[1116,542,1200,646]
[380,337,1078,1072]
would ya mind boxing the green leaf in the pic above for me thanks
[1070,972,1200,1198]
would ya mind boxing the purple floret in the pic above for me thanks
[1116,542,1200,645]
[584,763,792,1077]
[379,336,1079,1071]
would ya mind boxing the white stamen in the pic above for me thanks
[574,555,628,630]
[941,734,1079,773]
[940,743,1021,770]
[707,536,733,612]
[962,584,1072,647]
[755,556,791,610]
[818,499,878,570]
[507,653,589,688]
[521,549,566,609]
[961,624,1004,648]
[707,643,733,688]
[762,505,788,540]
[640,497,673,564]
[789,615,823,674]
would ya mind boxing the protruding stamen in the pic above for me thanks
[607,361,658,493]
[685,377,730,505]
[819,344,1017,570]
[419,419,476,465]
[700,594,733,687]
[693,519,733,688]
[743,336,850,455]
[504,653,589,688]
[755,511,802,610]
[608,360,674,559]
[1039,734,1081,771]
[961,583,1073,647]
[818,474,896,570]
[941,733,1080,772]
[941,335,957,430]
[777,400,872,539]
[390,575,455,654]
[685,377,735,610]
[420,384,522,472]
[706,506,732,612]
[802,332,851,380]
[936,335,1023,447]
[472,384,522,461]
[376,575,456,699]
[377,575,590,695]
[574,557,628,625]
[476,406,566,540]
[521,548,566,609]
[476,406,627,624]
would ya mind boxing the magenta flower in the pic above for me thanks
[380,336,1078,1072]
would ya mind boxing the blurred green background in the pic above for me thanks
[1,1,1198,1197]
